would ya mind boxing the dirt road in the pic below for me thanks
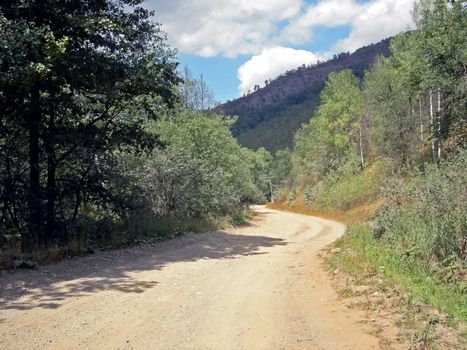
[0,206,382,349]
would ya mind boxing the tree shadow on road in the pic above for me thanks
[0,230,287,311]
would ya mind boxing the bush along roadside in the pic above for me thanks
[325,153,467,349]
[0,109,269,269]
[269,151,466,349]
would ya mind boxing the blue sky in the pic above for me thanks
[179,25,352,102]
[179,54,251,103]
[144,0,415,103]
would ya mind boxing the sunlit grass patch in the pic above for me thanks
[328,224,467,323]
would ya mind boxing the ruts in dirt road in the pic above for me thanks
[1,206,382,349]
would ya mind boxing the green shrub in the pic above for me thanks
[308,158,388,211]
[372,150,467,263]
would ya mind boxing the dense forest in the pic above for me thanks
[0,1,273,259]
[219,38,391,152]
[275,0,466,321]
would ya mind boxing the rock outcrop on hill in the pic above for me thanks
[218,38,391,152]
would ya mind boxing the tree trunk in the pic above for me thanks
[45,138,57,243]
[417,96,426,171]
[200,74,205,110]
[268,178,274,203]
[429,89,437,163]
[437,88,442,161]
[26,87,42,250]
[359,118,364,169]
[419,97,424,143]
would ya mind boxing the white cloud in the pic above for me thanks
[333,0,416,52]
[237,47,323,95]
[146,0,416,99]
[147,0,415,58]
[278,0,362,44]
[280,0,416,52]
[147,0,302,57]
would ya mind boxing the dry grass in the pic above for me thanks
[0,245,22,270]
[268,195,383,224]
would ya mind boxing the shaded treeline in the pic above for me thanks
[0,1,271,256]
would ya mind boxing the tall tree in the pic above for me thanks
[293,70,364,181]
[363,55,422,167]
[0,1,180,249]
[316,70,364,166]
[179,66,217,110]
[409,0,466,159]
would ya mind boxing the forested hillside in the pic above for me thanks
[219,39,391,151]
[0,1,272,261]
[273,0,466,329]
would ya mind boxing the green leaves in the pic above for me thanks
[0,1,180,249]
[133,110,271,219]
[293,69,363,181]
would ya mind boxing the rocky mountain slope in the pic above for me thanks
[219,38,391,152]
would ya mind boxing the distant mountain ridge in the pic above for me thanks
[219,38,391,152]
